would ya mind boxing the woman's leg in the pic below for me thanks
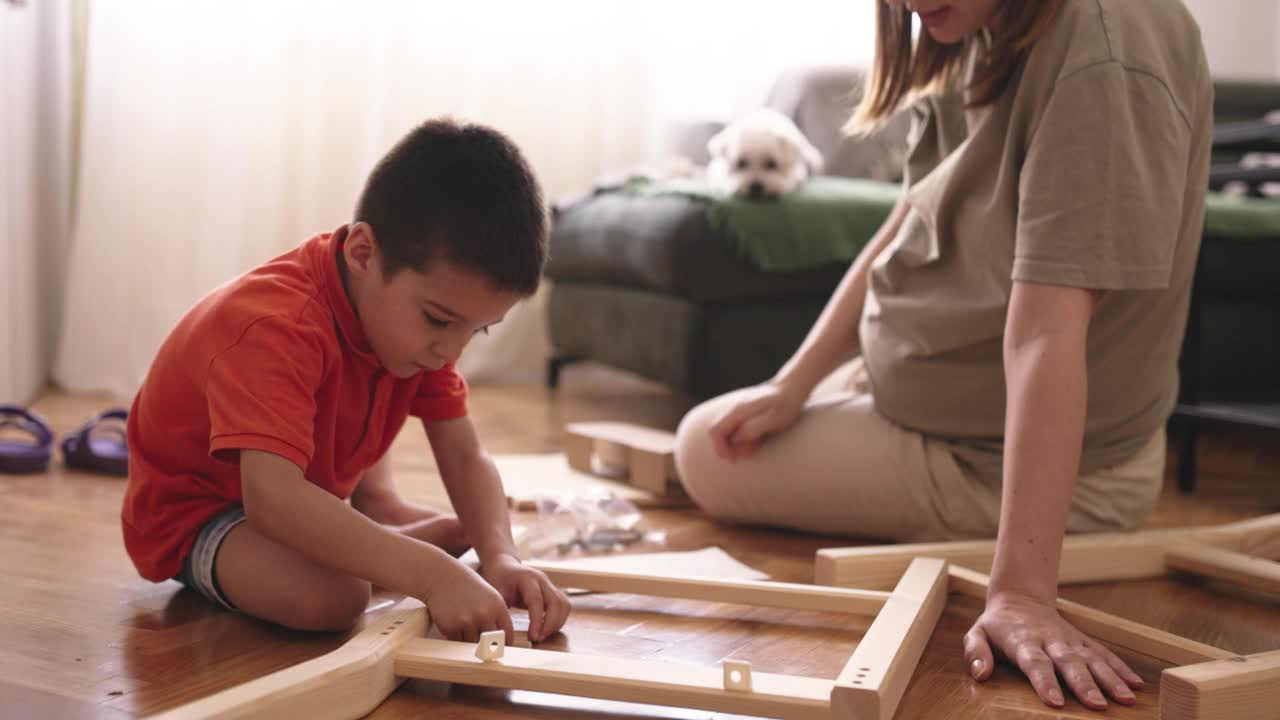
[1067,428,1166,534]
[675,388,994,541]
[675,383,1166,542]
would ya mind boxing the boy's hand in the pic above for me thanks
[480,554,571,642]
[424,560,513,644]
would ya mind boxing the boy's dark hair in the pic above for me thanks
[354,118,547,295]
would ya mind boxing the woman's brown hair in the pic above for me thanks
[846,0,1064,133]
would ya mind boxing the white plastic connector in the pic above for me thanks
[723,659,752,692]
[475,630,505,662]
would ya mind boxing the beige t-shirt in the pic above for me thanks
[860,0,1212,479]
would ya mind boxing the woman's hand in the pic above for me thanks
[707,381,806,461]
[965,591,1145,710]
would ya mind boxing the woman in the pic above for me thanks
[675,0,1211,710]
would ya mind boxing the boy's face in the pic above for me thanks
[340,223,522,379]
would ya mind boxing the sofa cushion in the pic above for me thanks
[1199,194,1280,298]
[628,177,899,272]
[547,283,826,396]
[546,192,848,303]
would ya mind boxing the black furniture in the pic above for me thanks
[1172,115,1280,492]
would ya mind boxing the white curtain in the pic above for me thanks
[1,1,73,404]
[55,1,875,398]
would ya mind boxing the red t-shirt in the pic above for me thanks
[122,232,467,581]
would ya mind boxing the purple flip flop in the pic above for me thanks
[61,408,129,476]
[0,405,55,474]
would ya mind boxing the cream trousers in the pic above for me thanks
[673,364,1165,542]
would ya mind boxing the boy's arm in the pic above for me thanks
[962,282,1143,710]
[240,449,512,640]
[350,450,441,524]
[422,416,516,564]
[349,449,470,555]
[424,415,572,642]
[242,450,447,594]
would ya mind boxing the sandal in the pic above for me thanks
[61,408,130,476]
[0,405,55,474]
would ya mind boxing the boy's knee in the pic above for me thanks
[290,577,371,632]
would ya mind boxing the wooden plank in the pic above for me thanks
[1165,544,1280,595]
[817,539,1011,591]
[1219,513,1280,561]
[393,638,832,720]
[527,561,890,615]
[831,558,948,720]
[563,431,596,476]
[499,453,690,511]
[565,422,678,455]
[947,567,1233,666]
[628,447,674,494]
[817,531,1192,590]
[562,422,681,496]
[151,599,427,720]
[815,514,1280,590]
[1160,649,1280,720]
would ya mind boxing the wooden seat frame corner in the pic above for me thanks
[154,558,951,720]
[815,513,1280,720]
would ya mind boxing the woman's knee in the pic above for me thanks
[674,394,747,516]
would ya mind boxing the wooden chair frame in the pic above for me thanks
[154,558,949,720]
[814,514,1280,720]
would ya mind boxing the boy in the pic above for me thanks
[122,119,570,644]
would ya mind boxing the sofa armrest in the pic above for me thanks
[663,119,727,166]
[1213,119,1280,153]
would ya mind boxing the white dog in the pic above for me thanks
[706,109,824,199]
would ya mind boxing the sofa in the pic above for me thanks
[544,67,910,397]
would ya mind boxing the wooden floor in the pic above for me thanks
[3,366,1278,719]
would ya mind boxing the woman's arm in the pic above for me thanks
[964,280,1144,711]
[992,280,1096,600]
[773,193,910,397]
[707,194,911,459]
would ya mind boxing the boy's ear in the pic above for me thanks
[343,222,379,276]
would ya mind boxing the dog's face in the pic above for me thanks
[707,109,823,199]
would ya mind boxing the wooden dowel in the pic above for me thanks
[1165,543,1280,595]
[528,561,890,615]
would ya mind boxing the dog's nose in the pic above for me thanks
[748,181,766,198]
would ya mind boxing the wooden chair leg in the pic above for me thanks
[546,355,578,390]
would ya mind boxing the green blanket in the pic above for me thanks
[624,178,1280,272]
[626,176,900,272]
[1204,193,1280,239]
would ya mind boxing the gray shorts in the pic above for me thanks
[174,506,246,611]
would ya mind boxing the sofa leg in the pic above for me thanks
[546,355,579,390]
[1175,422,1198,494]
